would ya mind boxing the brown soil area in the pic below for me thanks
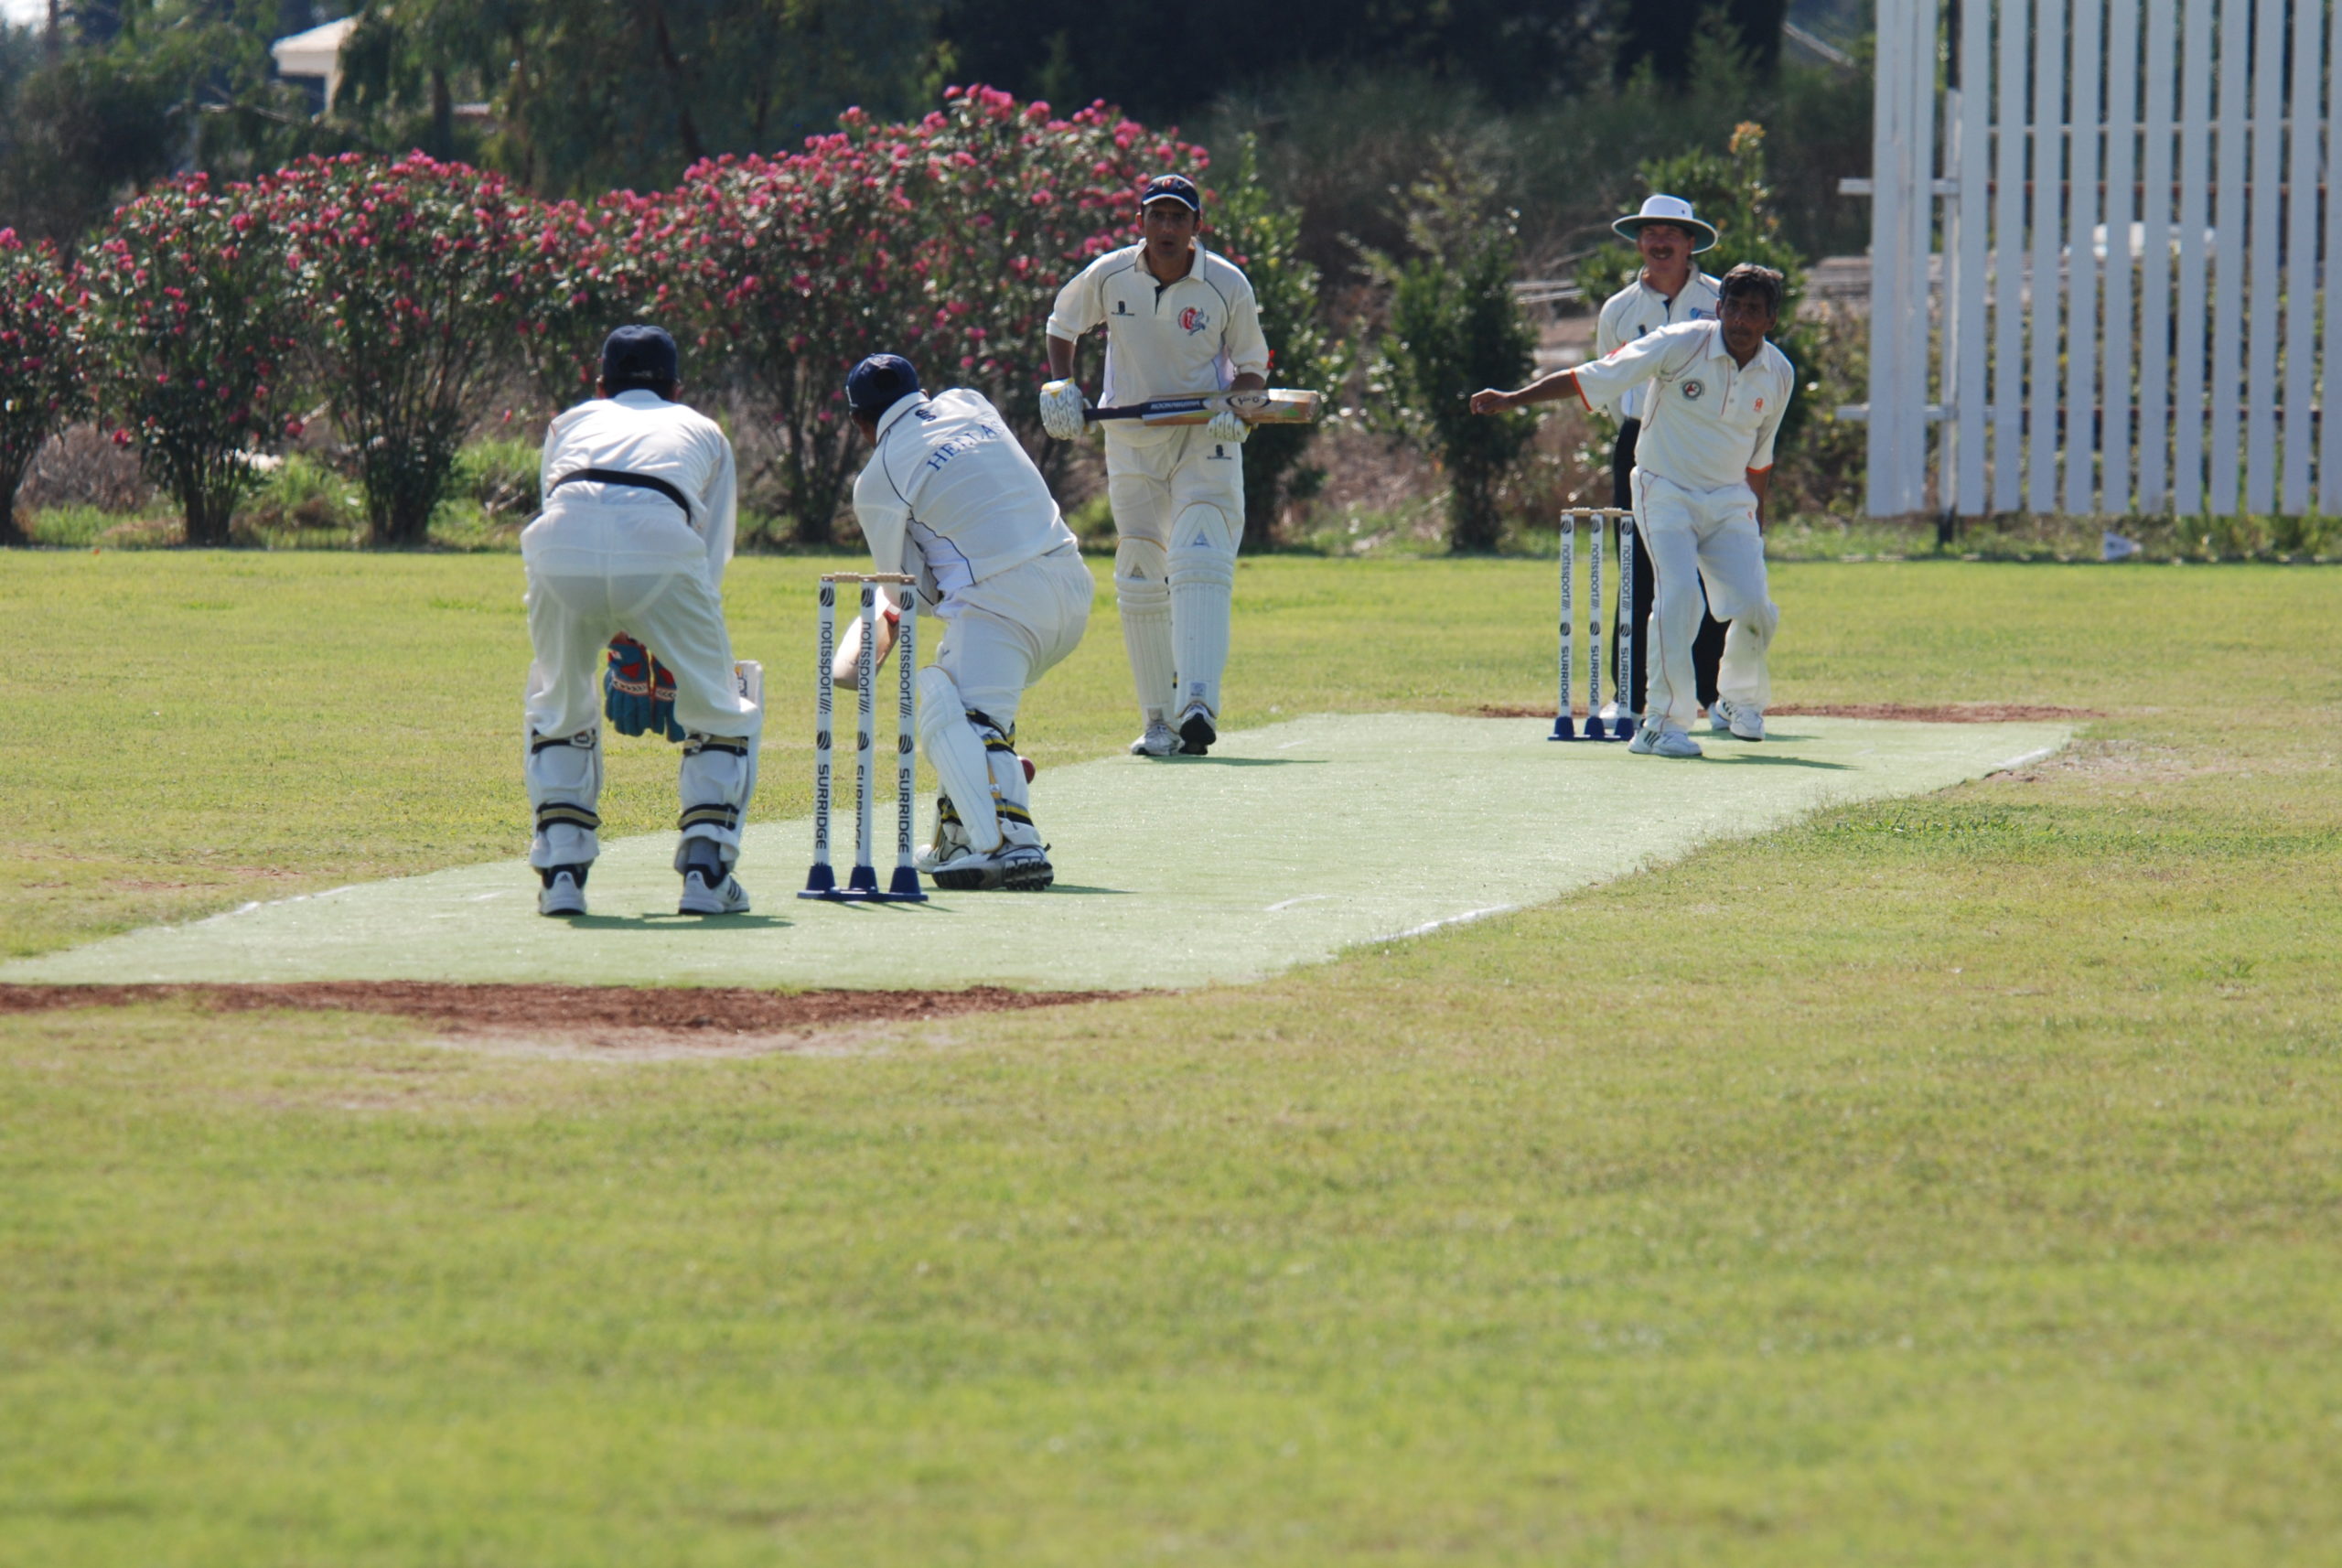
[0,982,1128,1038]
[1473,703,2097,724]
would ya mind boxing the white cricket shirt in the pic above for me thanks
[537,389,739,585]
[852,389,1078,607]
[1046,242,1271,442]
[1570,319,1794,493]
[1593,270,1722,421]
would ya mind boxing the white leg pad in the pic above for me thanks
[673,730,758,872]
[1114,537,1176,721]
[526,728,604,870]
[917,664,1003,854]
[1166,503,1237,720]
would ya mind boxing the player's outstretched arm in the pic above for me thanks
[1470,371,1580,414]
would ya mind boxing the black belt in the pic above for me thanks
[548,467,692,514]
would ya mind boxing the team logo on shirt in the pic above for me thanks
[1681,379,1706,401]
[1112,300,1133,317]
[1689,307,1710,319]
[1178,306,1209,334]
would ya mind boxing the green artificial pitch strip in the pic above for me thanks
[2,713,2069,992]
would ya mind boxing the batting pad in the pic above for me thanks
[3,714,2070,993]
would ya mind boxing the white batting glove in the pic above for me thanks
[1038,379,1088,441]
[1205,407,1248,446]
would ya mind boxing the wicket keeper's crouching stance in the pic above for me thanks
[844,354,1092,892]
[1039,173,1270,757]
[521,326,762,917]
[1472,264,1794,759]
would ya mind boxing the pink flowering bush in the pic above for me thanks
[513,188,678,410]
[665,88,1204,541]
[79,176,302,547]
[667,118,940,544]
[911,87,1207,454]
[266,154,537,546]
[0,229,89,542]
[56,87,1234,547]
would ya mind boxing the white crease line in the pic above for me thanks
[1988,743,2065,775]
[1265,894,1332,912]
[1383,905,1515,941]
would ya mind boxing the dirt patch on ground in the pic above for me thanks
[1472,703,2097,724]
[0,983,1130,1053]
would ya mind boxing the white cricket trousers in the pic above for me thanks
[1632,467,1778,733]
[520,500,762,872]
[931,543,1093,732]
[1106,425,1243,721]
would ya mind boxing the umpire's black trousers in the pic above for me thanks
[1616,419,1725,713]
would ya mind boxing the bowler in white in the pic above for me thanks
[1472,264,1795,758]
[1039,172,1271,757]
[843,354,1091,892]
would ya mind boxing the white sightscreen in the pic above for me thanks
[1865,0,2336,517]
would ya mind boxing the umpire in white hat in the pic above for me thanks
[1596,195,1730,730]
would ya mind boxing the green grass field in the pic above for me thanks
[3,550,2339,1564]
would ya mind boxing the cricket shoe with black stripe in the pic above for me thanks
[678,867,751,915]
[1628,721,1703,758]
[931,842,1055,892]
[1714,696,1766,741]
[538,864,589,917]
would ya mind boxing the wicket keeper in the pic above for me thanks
[1473,264,1794,759]
[1039,173,1271,757]
[521,326,761,916]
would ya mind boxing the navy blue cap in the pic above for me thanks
[845,353,922,419]
[600,325,679,392]
[1140,174,1201,212]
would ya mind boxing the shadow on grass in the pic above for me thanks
[1708,754,1855,771]
[564,914,797,930]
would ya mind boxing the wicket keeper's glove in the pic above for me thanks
[605,636,686,742]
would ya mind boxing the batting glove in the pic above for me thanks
[1038,379,1088,441]
[1205,407,1249,446]
[605,636,686,742]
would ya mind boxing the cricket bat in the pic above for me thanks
[1086,389,1323,427]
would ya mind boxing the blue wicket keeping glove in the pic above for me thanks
[604,636,685,742]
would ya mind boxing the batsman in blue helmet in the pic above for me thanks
[839,353,1092,892]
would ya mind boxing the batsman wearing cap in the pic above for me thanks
[1039,172,1272,757]
[842,354,1092,892]
[1597,194,1730,728]
[520,326,761,917]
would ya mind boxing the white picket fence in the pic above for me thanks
[1864,0,2337,519]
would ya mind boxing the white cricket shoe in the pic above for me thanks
[1176,702,1217,756]
[929,841,1055,893]
[678,868,751,915]
[1714,696,1766,741]
[538,866,587,917]
[1707,703,1732,732]
[1129,719,1182,757]
[1628,722,1703,758]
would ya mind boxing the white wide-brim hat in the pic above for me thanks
[1613,193,1719,252]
